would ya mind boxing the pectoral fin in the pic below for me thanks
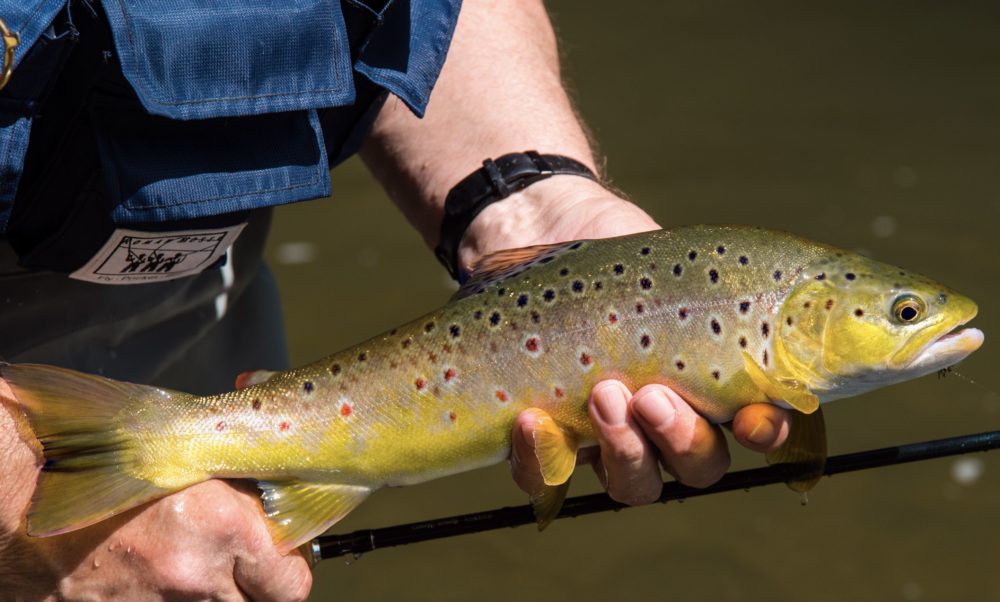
[258,481,371,553]
[766,407,827,492]
[526,409,578,529]
[531,411,578,486]
[530,481,571,531]
[741,351,820,414]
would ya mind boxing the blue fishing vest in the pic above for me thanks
[0,0,460,275]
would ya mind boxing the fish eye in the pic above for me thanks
[892,294,925,323]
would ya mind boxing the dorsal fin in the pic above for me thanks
[452,241,582,300]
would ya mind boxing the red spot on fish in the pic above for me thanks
[525,337,540,352]
[251,399,261,411]
[215,421,225,431]
[554,387,565,398]
[415,377,426,390]
[340,403,353,417]
[495,389,509,402]
[449,411,457,422]
[279,421,290,432]
[635,303,645,314]
[444,368,457,381]
[580,352,592,366]
[608,312,619,324]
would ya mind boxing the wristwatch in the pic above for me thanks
[434,150,597,281]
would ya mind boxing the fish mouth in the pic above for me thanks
[907,324,985,373]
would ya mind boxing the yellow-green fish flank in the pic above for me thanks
[3,225,984,551]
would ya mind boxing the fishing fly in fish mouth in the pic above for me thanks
[1,225,984,553]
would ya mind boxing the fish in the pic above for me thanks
[0,225,984,552]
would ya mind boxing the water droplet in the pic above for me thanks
[870,215,897,238]
[950,457,984,486]
[893,165,918,189]
[274,241,318,265]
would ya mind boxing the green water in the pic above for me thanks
[267,3,1000,600]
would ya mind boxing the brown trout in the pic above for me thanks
[2,226,983,552]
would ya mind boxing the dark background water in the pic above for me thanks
[266,2,1000,600]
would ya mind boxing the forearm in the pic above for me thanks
[360,0,654,268]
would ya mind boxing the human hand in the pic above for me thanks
[478,179,792,504]
[0,381,312,601]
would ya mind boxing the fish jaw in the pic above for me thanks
[904,326,984,377]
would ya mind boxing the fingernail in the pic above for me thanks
[747,417,777,445]
[592,383,629,425]
[632,389,676,427]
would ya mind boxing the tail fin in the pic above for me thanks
[1,363,196,536]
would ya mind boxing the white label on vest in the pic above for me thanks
[69,225,246,285]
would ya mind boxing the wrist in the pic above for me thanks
[457,175,658,272]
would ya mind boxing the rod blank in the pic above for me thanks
[316,430,1000,560]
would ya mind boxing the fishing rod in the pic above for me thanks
[314,429,999,561]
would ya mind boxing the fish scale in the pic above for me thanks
[2,225,983,551]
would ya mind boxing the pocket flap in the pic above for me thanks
[100,0,356,120]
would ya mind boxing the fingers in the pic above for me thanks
[731,403,791,453]
[234,547,313,602]
[629,385,731,489]
[509,409,548,496]
[588,381,663,505]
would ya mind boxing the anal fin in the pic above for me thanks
[766,407,827,492]
[258,481,371,553]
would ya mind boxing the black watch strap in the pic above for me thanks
[434,150,598,282]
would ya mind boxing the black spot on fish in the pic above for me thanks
[531,310,541,323]
[815,273,827,281]
[675,360,686,371]
[673,264,682,277]
[845,273,856,281]
[517,294,529,307]
[739,256,749,266]
[709,269,719,284]
[640,334,651,348]
[786,317,793,326]
[402,338,412,349]
[739,336,748,348]
[739,301,751,314]
[559,268,569,277]
[717,245,726,255]
[614,264,625,275]
[641,247,651,256]
[572,280,585,292]
[855,308,864,317]
[773,270,783,281]
[330,363,341,376]
[424,322,435,333]
[688,250,698,262]
[473,310,483,320]
[450,324,461,338]
[640,277,652,290]
[763,350,769,366]
[490,312,501,326]
[303,381,314,393]
[825,299,834,310]
[594,281,603,290]
[358,352,368,362]
[712,370,721,381]
[678,307,689,320]
[497,287,506,296]
[711,319,721,335]
[636,303,645,314]
[543,289,556,302]
[761,322,770,338]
